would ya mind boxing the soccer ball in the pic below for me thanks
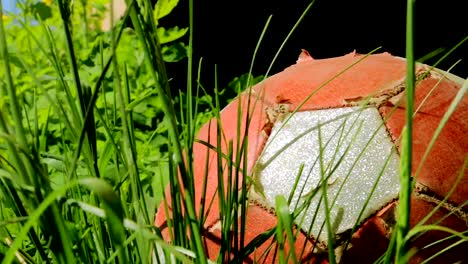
[156,51,467,263]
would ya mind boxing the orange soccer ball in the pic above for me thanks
[156,51,467,263]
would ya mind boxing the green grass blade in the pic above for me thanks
[275,195,297,264]
[318,123,336,264]
[396,0,415,262]
[418,233,467,264]
[418,35,468,70]
[264,1,316,77]
[413,60,461,116]
[407,225,467,242]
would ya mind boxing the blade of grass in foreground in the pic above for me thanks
[275,195,297,264]
[395,0,415,262]
[318,123,336,264]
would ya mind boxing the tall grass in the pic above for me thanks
[0,0,466,263]
[394,0,416,262]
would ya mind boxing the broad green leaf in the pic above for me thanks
[157,26,188,44]
[154,0,179,20]
[161,42,187,62]
[1,53,25,70]
[31,2,53,21]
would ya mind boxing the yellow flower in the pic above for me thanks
[43,0,53,5]
[2,14,8,21]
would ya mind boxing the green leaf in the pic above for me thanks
[162,42,187,62]
[31,2,53,21]
[1,53,25,70]
[154,0,179,20]
[227,73,263,93]
[157,26,188,44]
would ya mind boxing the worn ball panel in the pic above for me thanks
[254,107,401,244]
[155,51,467,263]
[253,51,408,110]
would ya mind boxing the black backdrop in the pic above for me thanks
[163,0,467,91]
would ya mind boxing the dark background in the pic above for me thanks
[163,0,467,91]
